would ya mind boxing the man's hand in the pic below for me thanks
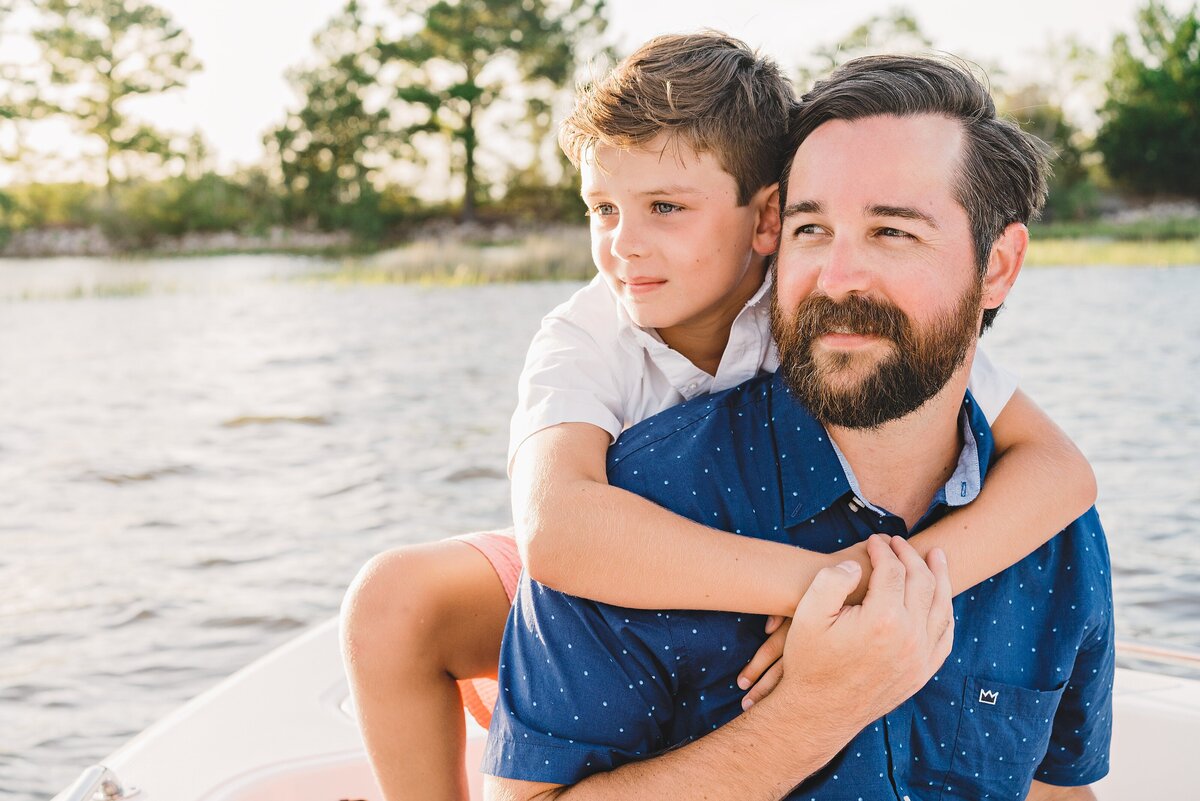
[770,533,954,733]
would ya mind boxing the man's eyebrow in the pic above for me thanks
[868,204,940,229]
[781,200,822,219]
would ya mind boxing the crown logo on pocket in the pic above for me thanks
[978,688,1000,705]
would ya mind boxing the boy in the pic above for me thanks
[340,33,1096,801]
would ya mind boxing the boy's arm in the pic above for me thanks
[897,388,1098,596]
[512,422,833,616]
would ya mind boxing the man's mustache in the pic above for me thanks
[793,293,908,342]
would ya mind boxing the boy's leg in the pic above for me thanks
[341,537,513,801]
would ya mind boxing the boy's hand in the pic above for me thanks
[831,540,872,606]
[737,615,791,710]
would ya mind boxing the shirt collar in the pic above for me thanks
[612,273,775,401]
[773,374,995,525]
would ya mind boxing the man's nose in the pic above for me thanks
[816,237,872,299]
[610,217,647,261]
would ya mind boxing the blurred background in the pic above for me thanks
[1,1,1198,799]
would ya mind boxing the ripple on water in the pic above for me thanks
[220,414,331,428]
[79,464,197,485]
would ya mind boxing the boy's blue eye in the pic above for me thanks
[587,203,616,217]
[651,202,681,215]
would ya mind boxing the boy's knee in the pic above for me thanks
[341,547,447,661]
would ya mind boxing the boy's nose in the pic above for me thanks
[816,238,872,299]
[610,219,647,261]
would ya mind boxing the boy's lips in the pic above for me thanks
[621,277,667,296]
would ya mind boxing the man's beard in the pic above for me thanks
[770,279,983,429]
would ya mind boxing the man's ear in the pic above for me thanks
[753,183,781,257]
[982,222,1028,310]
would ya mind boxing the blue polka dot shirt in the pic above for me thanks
[484,372,1114,799]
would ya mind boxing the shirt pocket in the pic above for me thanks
[905,672,1066,801]
[943,675,1067,799]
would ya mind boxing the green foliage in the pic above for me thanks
[382,0,607,221]
[1003,86,1100,221]
[267,1,390,238]
[1096,2,1200,198]
[30,0,201,188]
[796,8,932,91]
[1032,216,1200,241]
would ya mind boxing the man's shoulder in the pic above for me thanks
[607,372,777,470]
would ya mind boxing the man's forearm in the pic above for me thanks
[1024,781,1097,801]
[488,686,859,801]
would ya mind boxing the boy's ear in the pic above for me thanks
[982,222,1027,310]
[753,183,781,256]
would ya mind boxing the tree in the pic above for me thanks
[796,8,932,91]
[1003,86,1098,221]
[30,0,200,193]
[381,0,607,222]
[267,0,389,235]
[1095,2,1200,198]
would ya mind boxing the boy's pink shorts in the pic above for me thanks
[454,528,522,729]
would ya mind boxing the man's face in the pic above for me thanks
[581,135,777,339]
[771,114,984,428]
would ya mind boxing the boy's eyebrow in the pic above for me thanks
[868,204,940,229]
[581,185,707,198]
[637,185,706,196]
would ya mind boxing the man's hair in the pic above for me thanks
[780,55,1050,330]
[559,32,795,205]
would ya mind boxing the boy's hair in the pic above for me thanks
[780,54,1050,331]
[559,32,795,205]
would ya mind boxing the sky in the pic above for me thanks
[4,0,1194,178]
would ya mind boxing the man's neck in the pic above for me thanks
[827,367,971,531]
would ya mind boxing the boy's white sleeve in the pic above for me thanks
[508,282,628,472]
[967,345,1018,425]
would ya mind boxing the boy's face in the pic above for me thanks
[580,135,779,346]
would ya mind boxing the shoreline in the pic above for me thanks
[2,224,1197,275]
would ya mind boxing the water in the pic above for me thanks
[1,257,1197,799]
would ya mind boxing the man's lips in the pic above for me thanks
[816,329,887,348]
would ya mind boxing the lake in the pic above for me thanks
[1,255,1197,800]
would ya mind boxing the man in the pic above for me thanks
[483,55,1114,801]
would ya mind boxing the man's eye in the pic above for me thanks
[651,201,681,215]
[878,227,914,239]
[793,223,825,236]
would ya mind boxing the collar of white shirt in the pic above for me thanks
[611,272,780,401]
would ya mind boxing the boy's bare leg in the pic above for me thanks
[341,539,511,801]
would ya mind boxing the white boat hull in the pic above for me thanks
[56,617,1200,801]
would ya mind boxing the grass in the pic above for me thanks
[5,280,160,302]
[1026,238,1200,267]
[319,226,594,285]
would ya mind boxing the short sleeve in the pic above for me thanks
[482,578,677,784]
[967,346,1018,425]
[1035,513,1115,785]
[508,292,629,472]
